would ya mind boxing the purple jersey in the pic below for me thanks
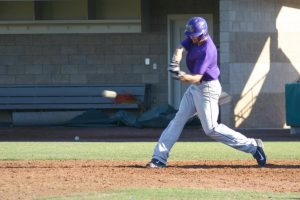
[180,35,220,81]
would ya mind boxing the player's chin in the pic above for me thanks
[191,38,199,43]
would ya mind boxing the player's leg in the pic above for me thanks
[192,80,258,155]
[150,86,197,166]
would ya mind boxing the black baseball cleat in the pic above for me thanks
[146,158,166,168]
[253,139,267,167]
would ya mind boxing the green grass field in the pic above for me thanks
[1,141,300,160]
[43,188,300,200]
[1,141,300,199]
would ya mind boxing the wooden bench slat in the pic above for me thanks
[0,96,144,104]
[0,86,146,97]
[0,97,121,104]
[0,104,139,110]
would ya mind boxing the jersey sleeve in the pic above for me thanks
[180,38,191,51]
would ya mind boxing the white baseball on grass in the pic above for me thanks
[74,136,80,141]
[102,90,117,98]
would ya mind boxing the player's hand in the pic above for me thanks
[171,71,186,80]
[179,73,188,82]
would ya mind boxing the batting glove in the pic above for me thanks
[171,71,186,80]
[168,60,180,74]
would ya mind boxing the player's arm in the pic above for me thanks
[180,50,208,84]
[168,45,185,73]
[172,45,185,63]
[180,74,203,84]
[168,45,187,81]
[170,45,204,83]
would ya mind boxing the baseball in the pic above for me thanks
[102,90,117,98]
[74,136,80,141]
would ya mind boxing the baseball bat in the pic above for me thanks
[219,91,232,105]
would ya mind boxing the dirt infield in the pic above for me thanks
[1,160,299,200]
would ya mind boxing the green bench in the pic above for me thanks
[285,82,300,134]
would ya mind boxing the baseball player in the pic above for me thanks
[146,17,267,168]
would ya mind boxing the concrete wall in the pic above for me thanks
[0,30,169,108]
[0,0,218,107]
[219,0,300,128]
[3,0,299,128]
[0,0,219,125]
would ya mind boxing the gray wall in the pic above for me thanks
[0,33,167,105]
[219,0,300,128]
[0,0,219,107]
[2,0,299,128]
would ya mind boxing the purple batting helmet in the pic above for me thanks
[184,17,208,38]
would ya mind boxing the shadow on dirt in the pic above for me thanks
[123,163,300,169]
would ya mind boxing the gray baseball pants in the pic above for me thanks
[152,80,257,164]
